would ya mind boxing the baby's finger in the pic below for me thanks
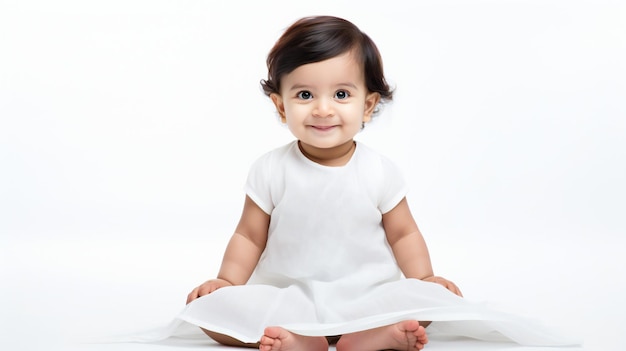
[446,282,463,297]
[197,285,211,297]
[208,284,220,294]
[199,282,222,296]
[186,288,199,304]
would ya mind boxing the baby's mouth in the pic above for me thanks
[311,125,336,131]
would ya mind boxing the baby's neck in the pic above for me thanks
[298,140,356,167]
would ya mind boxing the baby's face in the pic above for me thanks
[270,50,379,152]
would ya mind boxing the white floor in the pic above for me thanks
[2,226,623,351]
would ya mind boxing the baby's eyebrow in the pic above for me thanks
[335,82,358,89]
[288,82,359,91]
[288,84,312,91]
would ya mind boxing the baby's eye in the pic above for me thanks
[335,90,350,100]
[297,91,313,100]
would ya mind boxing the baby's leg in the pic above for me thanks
[335,320,428,351]
[259,326,328,351]
[201,328,259,348]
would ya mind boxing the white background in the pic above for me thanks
[1,0,624,350]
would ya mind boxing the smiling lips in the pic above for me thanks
[311,125,336,131]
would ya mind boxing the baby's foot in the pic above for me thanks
[259,327,328,351]
[336,320,428,351]
[393,320,428,350]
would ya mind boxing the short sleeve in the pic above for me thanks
[378,156,409,214]
[243,153,274,215]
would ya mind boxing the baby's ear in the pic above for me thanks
[270,94,286,122]
[363,92,381,122]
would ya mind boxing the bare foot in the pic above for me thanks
[259,326,328,351]
[336,320,428,351]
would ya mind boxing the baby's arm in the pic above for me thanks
[383,197,462,297]
[187,195,270,304]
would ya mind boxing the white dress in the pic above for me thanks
[138,141,579,346]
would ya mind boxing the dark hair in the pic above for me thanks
[260,16,393,104]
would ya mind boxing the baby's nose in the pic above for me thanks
[313,98,334,117]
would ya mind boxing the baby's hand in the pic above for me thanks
[423,276,463,297]
[186,278,233,304]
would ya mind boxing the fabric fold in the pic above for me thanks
[161,279,579,346]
